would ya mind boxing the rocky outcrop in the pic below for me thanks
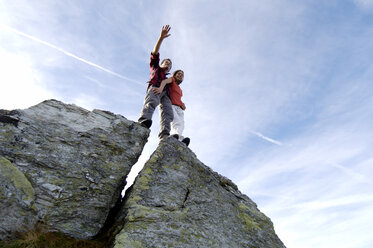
[113,137,286,248]
[1,100,285,247]
[0,100,149,240]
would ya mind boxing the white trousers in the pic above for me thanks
[170,105,184,140]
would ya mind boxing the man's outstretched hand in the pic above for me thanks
[152,25,171,55]
[160,25,171,39]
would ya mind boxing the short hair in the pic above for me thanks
[161,58,172,70]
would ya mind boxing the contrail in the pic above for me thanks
[251,131,284,146]
[1,24,143,86]
[330,162,373,185]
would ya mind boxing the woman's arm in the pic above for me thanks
[152,77,173,95]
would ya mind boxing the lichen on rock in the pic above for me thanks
[0,156,37,238]
[113,137,286,248]
[0,99,149,240]
[0,156,35,204]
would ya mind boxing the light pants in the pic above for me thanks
[171,105,185,140]
[138,85,173,138]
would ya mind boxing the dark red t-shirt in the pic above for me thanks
[148,53,168,90]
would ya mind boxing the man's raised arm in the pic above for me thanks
[152,25,171,55]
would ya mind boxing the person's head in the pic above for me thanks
[160,58,172,73]
[172,70,184,84]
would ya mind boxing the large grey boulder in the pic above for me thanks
[0,99,149,240]
[113,137,286,248]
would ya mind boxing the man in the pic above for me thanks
[138,25,174,139]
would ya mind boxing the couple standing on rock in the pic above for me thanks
[138,25,190,146]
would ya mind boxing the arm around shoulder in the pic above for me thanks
[152,78,173,95]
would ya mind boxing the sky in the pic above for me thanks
[1,0,373,247]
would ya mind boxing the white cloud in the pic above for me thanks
[69,94,105,111]
[330,162,372,185]
[353,0,373,9]
[0,48,55,110]
[236,119,373,247]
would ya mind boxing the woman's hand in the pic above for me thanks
[152,87,163,95]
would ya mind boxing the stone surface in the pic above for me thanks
[113,137,286,248]
[0,99,149,240]
[0,156,36,238]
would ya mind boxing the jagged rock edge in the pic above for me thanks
[0,99,151,241]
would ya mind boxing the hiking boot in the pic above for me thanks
[139,119,152,129]
[171,134,179,140]
[181,137,190,146]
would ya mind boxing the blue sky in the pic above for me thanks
[1,1,373,247]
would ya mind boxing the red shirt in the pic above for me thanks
[148,53,169,91]
[169,77,184,107]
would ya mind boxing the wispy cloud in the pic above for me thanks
[251,131,284,146]
[70,93,106,111]
[329,162,373,185]
[353,0,373,9]
[292,194,373,212]
[236,115,373,247]
[1,24,143,86]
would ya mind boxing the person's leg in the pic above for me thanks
[170,105,184,140]
[138,86,160,128]
[158,94,173,139]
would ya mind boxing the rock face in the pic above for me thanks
[0,100,149,240]
[113,138,286,248]
[1,100,286,247]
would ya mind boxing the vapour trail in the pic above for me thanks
[2,25,143,86]
[251,131,284,146]
[330,162,373,185]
